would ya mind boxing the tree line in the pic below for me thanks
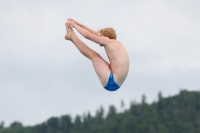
[0,89,200,133]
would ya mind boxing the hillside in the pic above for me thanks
[0,90,200,133]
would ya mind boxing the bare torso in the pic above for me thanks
[65,18,129,87]
[104,40,129,86]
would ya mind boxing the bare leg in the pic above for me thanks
[65,23,96,59]
[65,23,111,86]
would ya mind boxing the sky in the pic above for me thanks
[0,0,200,127]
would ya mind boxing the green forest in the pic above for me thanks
[0,90,200,133]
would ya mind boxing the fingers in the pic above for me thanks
[65,18,77,28]
[67,18,73,22]
[67,18,72,24]
[66,18,72,23]
[70,18,76,22]
[67,18,77,24]
[68,18,74,21]
[71,18,79,25]
[66,18,76,28]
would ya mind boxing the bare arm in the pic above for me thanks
[67,19,111,46]
[70,18,99,36]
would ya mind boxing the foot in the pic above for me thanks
[65,23,74,40]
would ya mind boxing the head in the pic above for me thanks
[98,27,117,40]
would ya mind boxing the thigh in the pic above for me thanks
[90,53,111,87]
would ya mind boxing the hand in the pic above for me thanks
[67,18,76,28]
[70,18,82,26]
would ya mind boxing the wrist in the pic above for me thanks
[78,23,83,27]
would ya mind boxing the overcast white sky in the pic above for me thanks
[0,0,200,127]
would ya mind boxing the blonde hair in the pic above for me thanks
[98,27,117,40]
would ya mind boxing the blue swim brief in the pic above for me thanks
[104,72,120,91]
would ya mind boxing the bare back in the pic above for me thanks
[104,40,129,86]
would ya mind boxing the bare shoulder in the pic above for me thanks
[104,40,125,51]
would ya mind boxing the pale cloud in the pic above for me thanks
[0,0,200,126]
[115,0,200,74]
